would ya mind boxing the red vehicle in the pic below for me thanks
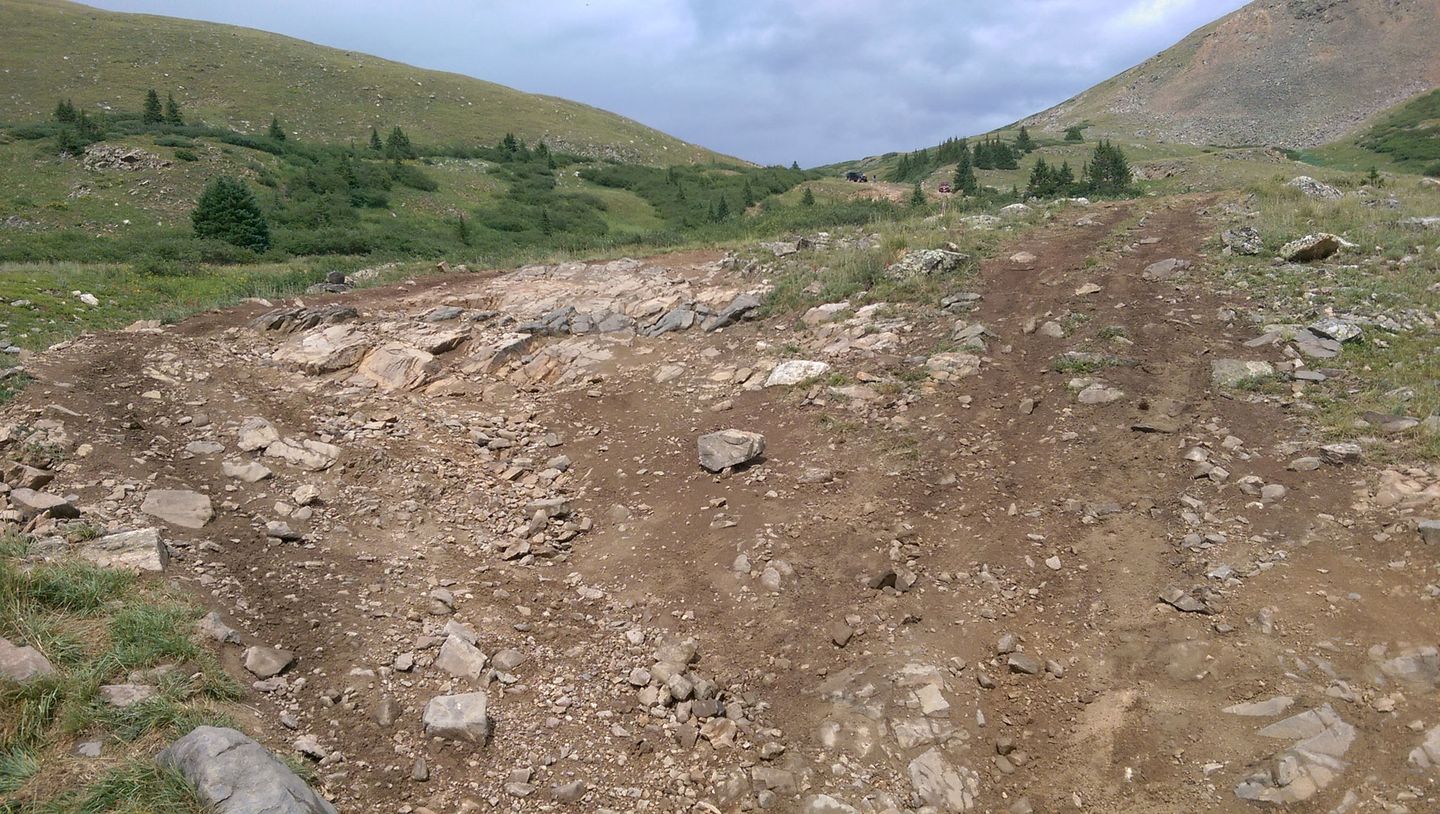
[938,182,953,194]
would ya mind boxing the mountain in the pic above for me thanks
[1023,0,1440,148]
[0,0,730,166]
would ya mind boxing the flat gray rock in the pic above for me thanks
[8,488,80,520]
[158,726,336,814]
[697,429,766,472]
[79,528,168,572]
[141,489,214,529]
[423,691,491,743]
[243,645,294,679]
[1,636,56,683]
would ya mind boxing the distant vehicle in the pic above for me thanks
[938,182,952,194]
[844,171,869,183]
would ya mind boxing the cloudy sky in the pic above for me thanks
[86,0,1250,166]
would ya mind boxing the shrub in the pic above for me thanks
[173,148,198,162]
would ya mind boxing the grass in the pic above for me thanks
[0,0,727,167]
[1216,176,1440,459]
[0,534,241,810]
[1050,353,1128,375]
[759,210,1009,317]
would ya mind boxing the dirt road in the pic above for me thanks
[7,197,1438,813]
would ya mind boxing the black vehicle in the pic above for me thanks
[845,171,869,182]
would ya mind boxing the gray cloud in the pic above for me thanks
[83,0,1249,165]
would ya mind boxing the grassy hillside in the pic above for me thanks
[0,0,731,166]
[1300,89,1440,174]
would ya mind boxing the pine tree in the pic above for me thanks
[1084,141,1131,195]
[801,186,816,206]
[369,128,383,152]
[539,209,553,235]
[1064,126,1084,143]
[953,144,978,195]
[715,196,731,220]
[909,182,926,207]
[500,133,519,155]
[385,126,415,160]
[164,93,183,126]
[191,176,270,251]
[1056,161,1075,193]
[893,154,912,182]
[1014,126,1035,153]
[54,99,77,124]
[268,117,287,142]
[742,181,756,208]
[1026,158,1052,198]
[143,89,163,125]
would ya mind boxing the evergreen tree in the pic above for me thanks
[1084,140,1131,195]
[1014,126,1035,153]
[801,186,816,206]
[539,208,553,235]
[53,99,77,124]
[369,128,383,152]
[953,144,978,195]
[909,182,926,207]
[191,176,270,251]
[500,133,519,155]
[268,117,287,142]
[715,196,731,220]
[1056,161,1075,192]
[893,154,912,182]
[742,181,756,208]
[385,126,416,160]
[57,110,104,155]
[142,89,163,125]
[164,93,183,126]
[1026,158,1053,198]
[1064,126,1085,143]
[456,213,470,245]
[1054,162,1077,193]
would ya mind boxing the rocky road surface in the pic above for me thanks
[4,196,1439,813]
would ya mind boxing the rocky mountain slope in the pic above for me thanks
[0,0,729,165]
[1024,0,1440,148]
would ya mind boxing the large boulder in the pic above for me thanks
[273,325,372,374]
[157,726,336,814]
[140,489,213,529]
[697,430,766,473]
[1285,176,1342,200]
[79,528,168,572]
[423,692,491,744]
[1210,359,1274,387]
[263,439,341,472]
[886,249,967,281]
[765,360,831,387]
[1222,226,1263,256]
[1279,233,1347,263]
[8,488,80,520]
[0,636,56,683]
[355,342,440,392]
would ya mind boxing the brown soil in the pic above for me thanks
[6,195,1437,813]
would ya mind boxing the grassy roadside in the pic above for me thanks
[1214,176,1440,460]
[0,532,237,812]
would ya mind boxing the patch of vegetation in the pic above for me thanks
[1355,89,1440,170]
[1050,353,1126,374]
[0,536,239,810]
[1222,177,1440,459]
